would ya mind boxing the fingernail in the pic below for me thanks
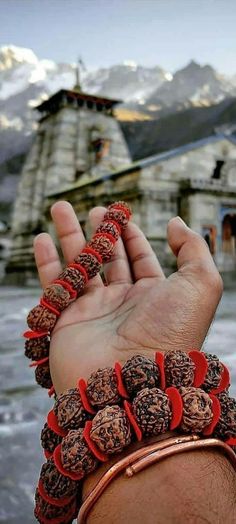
[175,216,187,227]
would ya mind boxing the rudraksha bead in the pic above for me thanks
[74,252,101,279]
[54,388,88,430]
[122,355,160,397]
[43,283,71,311]
[27,304,57,332]
[88,235,114,262]
[61,429,99,475]
[39,458,77,500]
[214,391,236,440]
[108,201,132,217]
[104,208,128,229]
[59,267,86,293]
[90,405,131,454]
[34,488,76,522]
[35,361,52,389]
[86,367,120,409]
[164,350,195,388]
[96,221,120,240]
[41,423,62,454]
[179,387,213,433]
[24,335,50,361]
[202,354,224,392]
[132,388,171,437]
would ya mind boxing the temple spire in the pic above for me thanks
[74,56,86,91]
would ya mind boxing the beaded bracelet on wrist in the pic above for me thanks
[34,351,236,524]
[23,201,132,392]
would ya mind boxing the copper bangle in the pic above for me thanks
[78,435,236,523]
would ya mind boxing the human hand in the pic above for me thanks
[34,201,223,395]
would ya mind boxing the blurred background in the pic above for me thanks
[0,0,236,522]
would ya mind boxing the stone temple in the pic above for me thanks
[5,86,236,283]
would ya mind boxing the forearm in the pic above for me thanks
[83,448,236,524]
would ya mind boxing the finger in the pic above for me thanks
[51,200,103,288]
[122,221,165,281]
[51,201,86,263]
[89,206,133,285]
[34,233,62,289]
[167,217,223,297]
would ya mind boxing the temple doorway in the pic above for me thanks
[222,213,236,254]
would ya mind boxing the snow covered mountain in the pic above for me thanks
[1,45,236,224]
[0,46,236,161]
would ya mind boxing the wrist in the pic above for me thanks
[82,447,236,524]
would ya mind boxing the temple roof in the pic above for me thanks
[36,89,121,115]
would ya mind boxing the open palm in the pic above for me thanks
[34,202,223,395]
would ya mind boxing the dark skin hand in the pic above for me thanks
[34,201,223,394]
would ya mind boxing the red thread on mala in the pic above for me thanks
[40,298,61,317]
[92,232,116,245]
[124,400,142,441]
[29,356,49,368]
[23,330,48,339]
[202,394,221,436]
[189,350,208,387]
[53,279,77,299]
[48,386,55,398]
[47,410,68,437]
[114,362,129,399]
[83,421,108,462]
[166,387,183,430]
[82,247,102,264]
[68,263,88,283]
[77,379,96,415]
[38,478,75,507]
[155,352,166,390]
[111,204,131,219]
[226,437,236,446]
[211,364,230,395]
[53,444,83,480]
[44,449,52,459]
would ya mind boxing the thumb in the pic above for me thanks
[167,217,223,295]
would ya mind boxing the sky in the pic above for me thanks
[0,0,236,74]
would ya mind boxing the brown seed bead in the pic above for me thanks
[104,208,128,230]
[39,458,77,500]
[132,388,171,437]
[27,304,57,332]
[35,361,52,389]
[179,387,213,433]
[61,429,99,475]
[88,235,114,262]
[164,350,195,388]
[59,267,86,294]
[24,335,49,361]
[122,355,160,397]
[86,367,120,409]
[214,391,236,440]
[43,283,71,311]
[34,488,77,522]
[90,405,131,454]
[54,388,88,430]
[202,353,224,392]
[41,423,62,454]
[96,221,120,240]
[74,252,101,279]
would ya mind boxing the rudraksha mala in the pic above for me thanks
[35,350,236,524]
[23,201,132,393]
